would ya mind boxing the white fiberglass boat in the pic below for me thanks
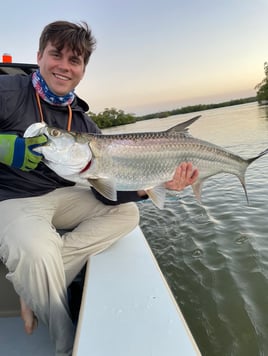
[0,227,201,356]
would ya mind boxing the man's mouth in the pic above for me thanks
[53,73,70,81]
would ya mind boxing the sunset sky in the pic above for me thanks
[0,0,267,115]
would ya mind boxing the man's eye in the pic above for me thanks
[71,58,80,64]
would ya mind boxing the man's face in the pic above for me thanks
[37,42,85,96]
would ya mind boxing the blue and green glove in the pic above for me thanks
[0,134,47,171]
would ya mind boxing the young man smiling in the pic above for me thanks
[37,44,85,96]
[0,21,198,355]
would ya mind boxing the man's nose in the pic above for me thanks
[57,58,70,71]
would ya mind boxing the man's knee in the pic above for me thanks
[118,202,140,228]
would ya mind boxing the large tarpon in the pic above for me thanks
[24,116,268,209]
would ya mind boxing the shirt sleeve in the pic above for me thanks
[91,188,148,205]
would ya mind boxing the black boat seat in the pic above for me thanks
[0,261,20,317]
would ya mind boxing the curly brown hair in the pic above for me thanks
[38,20,96,66]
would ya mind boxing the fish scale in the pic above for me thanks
[92,134,239,179]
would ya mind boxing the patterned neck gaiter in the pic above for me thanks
[32,70,75,106]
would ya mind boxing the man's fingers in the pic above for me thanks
[165,162,198,191]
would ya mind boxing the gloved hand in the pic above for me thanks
[0,134,47,171]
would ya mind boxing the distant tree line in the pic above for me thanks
[88,108,136,129]
[88,97,257,129]
[255,62,268,104]
[137,97,256,121]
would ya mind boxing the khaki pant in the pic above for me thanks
[0,187,139,356]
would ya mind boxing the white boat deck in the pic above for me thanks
[74,226,200,356]
[0,226,200,356]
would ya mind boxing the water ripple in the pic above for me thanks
[135,104,268,355]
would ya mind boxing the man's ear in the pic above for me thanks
[37,51,42,65]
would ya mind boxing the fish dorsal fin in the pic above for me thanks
[166,115,201,134]
[88,177,117,201]
[145,184,166,209]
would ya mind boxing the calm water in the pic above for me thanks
[105,102,268,356]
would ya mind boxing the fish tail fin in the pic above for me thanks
[241,147,268,205]
[247,147,268,165]
[238,175,249,205]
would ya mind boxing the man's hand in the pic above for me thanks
[165,162,198,191]
[137,162,198,197]
[0,134,47,171]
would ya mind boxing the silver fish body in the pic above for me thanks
[26,116,268,209]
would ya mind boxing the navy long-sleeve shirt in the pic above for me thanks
[0,73,146,204]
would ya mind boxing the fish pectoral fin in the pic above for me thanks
[146,184,166,209]
[192,179,203,202]
[88,178,117,201]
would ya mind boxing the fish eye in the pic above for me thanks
[50,129,62,137]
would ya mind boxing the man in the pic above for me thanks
[0,21,198,355]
